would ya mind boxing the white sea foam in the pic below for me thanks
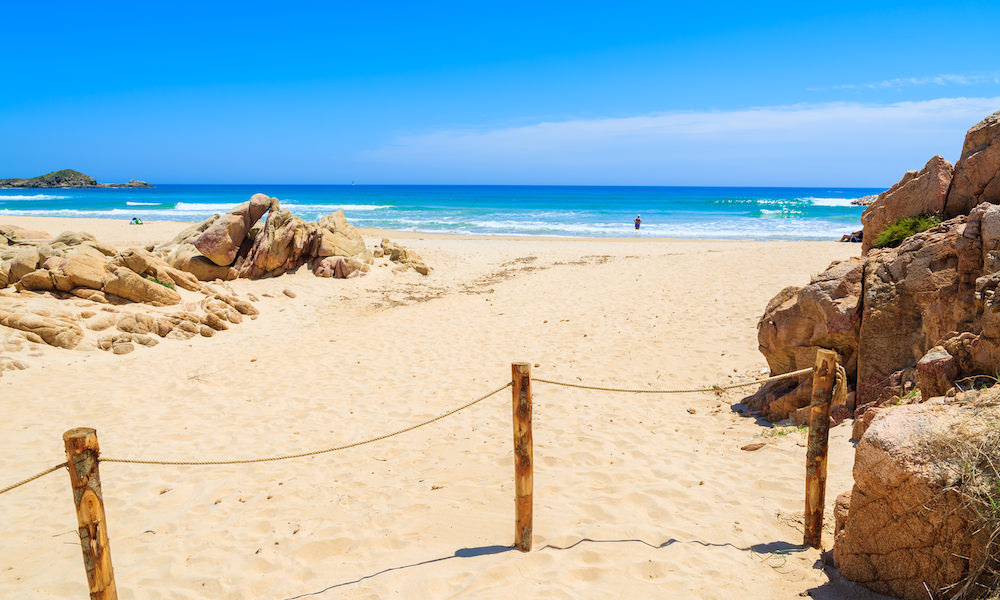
[169,201,389,212]
[758,208,803,216]
[126,201,160,206]
[284,203,389,211]
[801,197,858,207]
[0,194,69,201]
[172,202,242,211]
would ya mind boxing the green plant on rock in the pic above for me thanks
[142,274,176,290]
[873,214,943,249]
[756,425,808,438]
[889,388,921,407]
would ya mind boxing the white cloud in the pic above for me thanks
[813,73,1000,91]
[361,98,1000,185]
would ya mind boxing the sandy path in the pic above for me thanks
[0,217,883,599]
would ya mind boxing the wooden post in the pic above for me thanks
[64,428,118,600]
[804,349,837,549]
[512,362,533,552]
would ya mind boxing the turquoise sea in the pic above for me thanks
[0,185,875,240]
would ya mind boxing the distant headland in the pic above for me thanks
[0,169,152,189]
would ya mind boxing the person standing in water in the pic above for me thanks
[634,215,642,230]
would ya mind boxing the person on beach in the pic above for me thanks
[634,215,641,230]
[129,217,143,225]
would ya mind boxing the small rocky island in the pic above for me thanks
[0,169,152,189]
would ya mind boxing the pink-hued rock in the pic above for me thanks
[236,208,307,277]
[192,193,275,266]
[856,208,983,405]
[861,155,953,253]
[748,258,861,419]
[43,246,110,292]
[834,401,997,599]
[232,206,371,279]
[0,224,49,242]
[165,245,237,282]
[312,256,367,279]
[915,345,958,400]
[944,110,1000,218]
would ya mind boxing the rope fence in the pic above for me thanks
[533,366,815,394]
[0,357,843,599]
[101,381,514,466]
[0,366,813,491]
[0,461,67,496]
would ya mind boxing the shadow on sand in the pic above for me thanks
[280,544,515,599]
[282,537,894,599]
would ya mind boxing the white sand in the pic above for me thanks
[0,217,882,599]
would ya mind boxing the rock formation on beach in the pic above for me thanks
[753,110,1000,424]
[833,397,999,600]
[753,110,1000,597]
[0,169,153,188]
[0,223,258,360]
[850,194,879,206]
[1,196,431,364]
[153,194,431,281]
[859,155,953,253]
[158,193,375,280]
[750,257,862,422]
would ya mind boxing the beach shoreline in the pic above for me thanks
[0,183,871,241]
[0,215,876,599]
[0,214,863,246]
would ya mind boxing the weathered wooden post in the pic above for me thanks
[804,349,837,549]
[64,428,118,600]
[511,362,533,552]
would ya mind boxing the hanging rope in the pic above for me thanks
[101,382,513,466]
[0,462,67,496]
[533,366,815,394]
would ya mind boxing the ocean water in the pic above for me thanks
[0,185,875,240]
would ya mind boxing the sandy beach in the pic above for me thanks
[0,216,881,599]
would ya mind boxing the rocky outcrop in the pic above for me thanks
[753,112,1000,423]
[750,110,1000,598]
[193,194,274,267]
[0,307,84,349]
[856,209,982,404]
[0,225,49,244]
[157,197,376,281]
[0,169,152,188]
[945,110,1000,218]
[157,216,237,281]
[748,258,861,419]
[113,248,202,292]
[833,400,998,599]
[102,266,182,306]
[7,238,188,307]
[316,211,368,258]
[375,239,431,276]
[860,155,953,253]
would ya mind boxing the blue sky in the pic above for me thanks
[2,1,998,186]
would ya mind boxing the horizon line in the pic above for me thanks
[72,182,888,189]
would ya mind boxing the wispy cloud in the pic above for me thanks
[361,98,1000,185]
[812,73,1000,91]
